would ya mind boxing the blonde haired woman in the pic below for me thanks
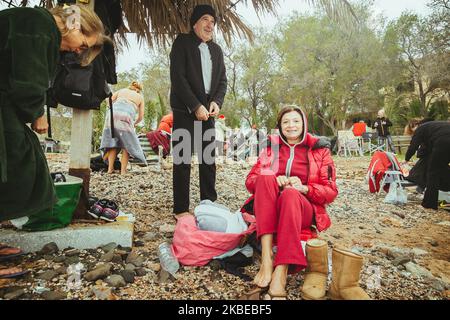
[100,81,147,174]
[0,4,107,278]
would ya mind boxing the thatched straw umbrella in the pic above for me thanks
[1,0,357,47]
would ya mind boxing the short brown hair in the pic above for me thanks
[404,117,424,136]
[276,105,305,140]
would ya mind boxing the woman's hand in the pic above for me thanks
[276,176,290,189]
[287,176,309,194]
[31,115,48,134]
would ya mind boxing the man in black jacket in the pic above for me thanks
[170,5,227,219]
[405,121,450,210]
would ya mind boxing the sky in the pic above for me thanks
[116,0,433,73]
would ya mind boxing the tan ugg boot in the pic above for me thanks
[301,239,329,300]
[328,248,371,300]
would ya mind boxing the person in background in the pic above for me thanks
[351,120,367,137]
[100,81,147,174]
[215,114,228,157]
[158,112,174,135]
[372,109,394,152]
[0,4,108,278]
[405,121,450,210]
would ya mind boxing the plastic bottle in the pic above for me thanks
[157,242,179,276]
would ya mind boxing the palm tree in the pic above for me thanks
[1,0,357,47]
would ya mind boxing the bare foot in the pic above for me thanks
[267,265,288,298]
[253,254,273,288]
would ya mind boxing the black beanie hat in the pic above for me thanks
[190,4,217,29]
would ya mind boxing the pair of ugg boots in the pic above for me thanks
[301,239,371,300]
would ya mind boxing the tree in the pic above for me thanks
[389,12,450,116]
[276,2,396,135]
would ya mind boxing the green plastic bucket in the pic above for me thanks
[22,175,83,232]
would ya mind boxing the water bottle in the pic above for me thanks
[158,242,179,276]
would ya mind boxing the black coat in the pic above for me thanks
[372,117,392,137]
[405,121,450,162]
[170,32,227,114]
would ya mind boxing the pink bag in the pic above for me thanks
[172,213,256,266]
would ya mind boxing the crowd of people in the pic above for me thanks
[0,3,448,300]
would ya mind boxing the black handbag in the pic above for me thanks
[47,52,109,110]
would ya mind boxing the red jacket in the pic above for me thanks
[244,133,338,233]
[158,113,173,134]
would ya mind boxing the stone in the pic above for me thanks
[112,254,123,264]
[429,240,439,247]
[40,242,59,255]
[101,242,118,253]
[55,266,67,275]
[54,256,67,263]
[135,268,148,277]
[143,232,157,241]
[125,263,136,271]
[4,289,25,300]
[65,249,80,257]
[91,286,114,300]
[105,275,126,288]
[121,270,135,283]
[159,224,176,234]
[133,240,145,247]
[65,256,80,266]
[84,264,112,282]
[43,255,55,261]
[41,291,67,300]
[405,262,433,279]
[427,278,446,292]
[148,263,161,272]
[392,256,411,266]
[36,270,59,281]
[126,251,145,267]
[411,248,428,257]
[100,249,115,263]
[157,269,173,284]
[437,221,450,227]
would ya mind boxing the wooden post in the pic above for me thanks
[69,0,96,220]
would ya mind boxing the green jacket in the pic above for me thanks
[0,7,60,221]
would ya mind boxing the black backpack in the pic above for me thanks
[47,52,109,110]
[46,52,115,139]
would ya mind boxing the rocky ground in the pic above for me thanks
[0,153,449,300]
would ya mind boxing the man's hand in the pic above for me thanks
[195,105,209,121]
[31,115,48,134]
[209,101,220,117]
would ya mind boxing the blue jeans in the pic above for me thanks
[377,135,395,153]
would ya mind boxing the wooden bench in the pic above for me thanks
[391,135,412,154]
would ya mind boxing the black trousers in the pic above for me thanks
[423,137,450,209]
[172,110,217,214]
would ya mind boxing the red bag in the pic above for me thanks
[172,213,256,266]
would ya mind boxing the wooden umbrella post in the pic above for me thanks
[69,0,96,220]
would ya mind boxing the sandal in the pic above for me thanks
[238,286,269,300]
[0,267,29,279]
[0,245,24,262]
[263,290,288,300]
